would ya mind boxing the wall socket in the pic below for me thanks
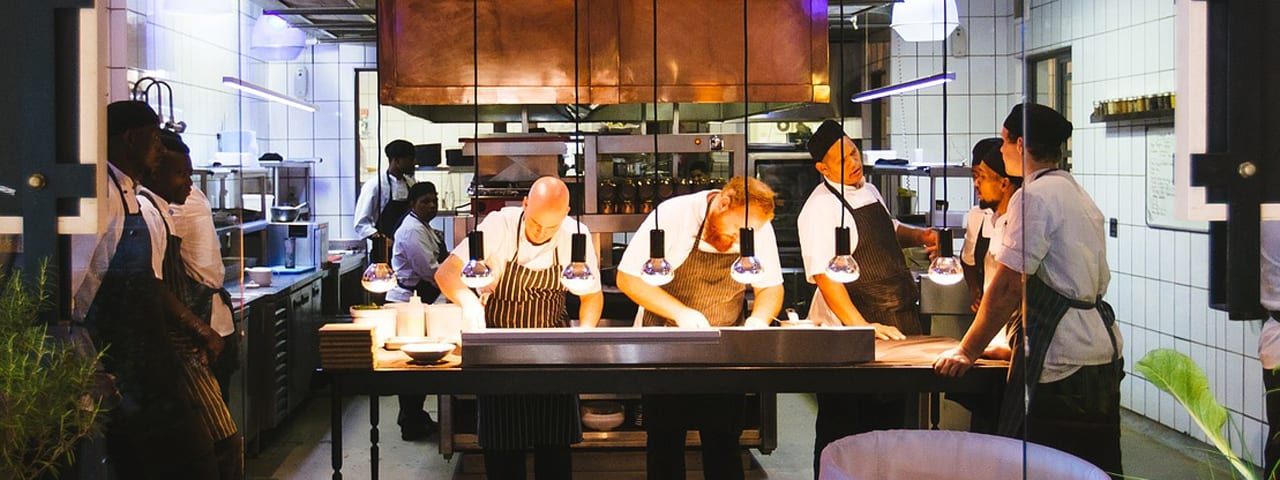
[1109,218,1118,238]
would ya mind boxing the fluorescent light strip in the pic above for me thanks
[221,76,317,112]
[851,71,956,103]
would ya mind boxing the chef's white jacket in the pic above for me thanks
[169,187,235,336]
[1258,221,1280,368]
[995,168,1121,383]
[353,172,415,239]
[450,206,602,296]
[388,212,446,303]
[618,190,784,289]
[795,178,896,325]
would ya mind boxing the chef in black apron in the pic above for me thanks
[140,143,243,479]
[389,181,446,441]
[797,120,939,479]
[78,101,217,478]
[935,104,1123,478]
[616,176,785,480]
[435,177,603,479]
[354,139,417,263]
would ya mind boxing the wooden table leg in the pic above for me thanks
[331,376,343,480]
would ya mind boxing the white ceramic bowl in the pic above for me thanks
[245,267,273,287]
[401,342,455,363]
[582,412,625,431]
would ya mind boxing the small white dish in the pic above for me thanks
[401,342,455,363]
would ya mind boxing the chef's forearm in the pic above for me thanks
[959,265,1022,358]
[616,272,690,320]
[748,285,784,322]
[435,256,482,309]
[814,274,866,325]
[895,224,929,248]
[577,291,603,328]
[157,283,217,338]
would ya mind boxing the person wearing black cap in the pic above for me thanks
[389,181,444,441]
[354,139,418,261]
[935,103,1123,477]
[961,137,1015,315]
[798,119,938,478]
[70,100,220,477]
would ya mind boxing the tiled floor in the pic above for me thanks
[248,393,1240,479]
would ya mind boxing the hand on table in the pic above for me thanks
[869,322,906,340]
[743,316,770,329]
[933,346,978,377]
[462,303,486,331]
[674,309,711,329]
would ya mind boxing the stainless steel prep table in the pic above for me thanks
[323,335,1008,479]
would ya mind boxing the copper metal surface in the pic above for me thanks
[378,0,829,105]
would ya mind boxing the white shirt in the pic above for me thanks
[353,172,416,239]
[388,212,446,303]
[795,179,897,325]
[450,207,602,296]
[71,164,166,322]
[618,190,784,289]
[1258,221,1280,368]
[169,188,235,336]
[961,206,1008,291]
[995,168,1121,383]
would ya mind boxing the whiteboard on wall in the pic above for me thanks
[1146,125,1208,232]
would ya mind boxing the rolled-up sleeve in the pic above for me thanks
[751,223,785,288]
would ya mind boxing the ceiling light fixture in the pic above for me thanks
[851,72,955,103]
[250,14,307,61]
[222,76,317,112]
[891,0,960,42]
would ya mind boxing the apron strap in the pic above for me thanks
[822,180,862,219]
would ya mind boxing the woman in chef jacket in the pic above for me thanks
[615,176,784,480]
[354,139,417,262]
[795,120,937,478]
[435,176,602,479]
[935,104,1123,477]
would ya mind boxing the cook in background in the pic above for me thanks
[389,181,445,441]
[934,104,1123,478]
[1258,220,1279,477]
[435,176,602,479]
[796,120,937,478]
[616,176,783,480]
[159,132,238,400]
[139,135,243,478]
[73,100,217,477]
[948,138,1023,434]
[354,139,417,263]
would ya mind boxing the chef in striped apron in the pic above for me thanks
[139,139,242,479]
[797,120,939,479]
[935,104,1124,478]
[436,176,603,479]
[616,176,785,480]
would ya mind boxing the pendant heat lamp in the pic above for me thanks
[561,233,595,295]
[826,226,861,283]
[927,228,964,285]
[360,262,396,293]
[250,14,306,62]
[640,230,674,286]
[731,227,765,284]
[460,232,494,289]
[891,0,960,43]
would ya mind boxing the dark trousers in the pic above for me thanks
[643,394,746,480]
[812,393,910,479]
[397,395,434,428]
[213,433,244,480]
[483,445,572,480]
[1265,366,1280,479]
[211,332,239,404]
[1026,361,1124,479]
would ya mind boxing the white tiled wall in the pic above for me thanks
[891,0,1263,466]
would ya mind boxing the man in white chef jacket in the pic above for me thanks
[354,139,417,262]
[616,176,784,480]
[796,120,937,478]
[961,137,1010,312]
[934,103,1123,477]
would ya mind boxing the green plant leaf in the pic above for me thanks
[1135,348,1258,480]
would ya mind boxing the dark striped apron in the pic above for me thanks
[476,215,581,449]
[824,182,921,334]
[141,192,239,442]
[641,200,747,327]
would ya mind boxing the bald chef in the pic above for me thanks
[435,176,602,479]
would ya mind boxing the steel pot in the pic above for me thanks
[270,202,308,223]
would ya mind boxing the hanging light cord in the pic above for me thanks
[742,0,749,226]
[574,0,582,235]
[471,0,480,233]
[838,0,846,229]
[652,0,660,230]
[941,0,949,231]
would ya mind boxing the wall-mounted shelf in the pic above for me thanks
[1089,108,1175,124]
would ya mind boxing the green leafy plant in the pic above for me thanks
[1136,348,1258,480]
[0,266,106,479]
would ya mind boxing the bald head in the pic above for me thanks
[522,176,570,244]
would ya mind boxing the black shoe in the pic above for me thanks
[400,414,438,441]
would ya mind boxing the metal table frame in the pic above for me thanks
[323,338,1006,479]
